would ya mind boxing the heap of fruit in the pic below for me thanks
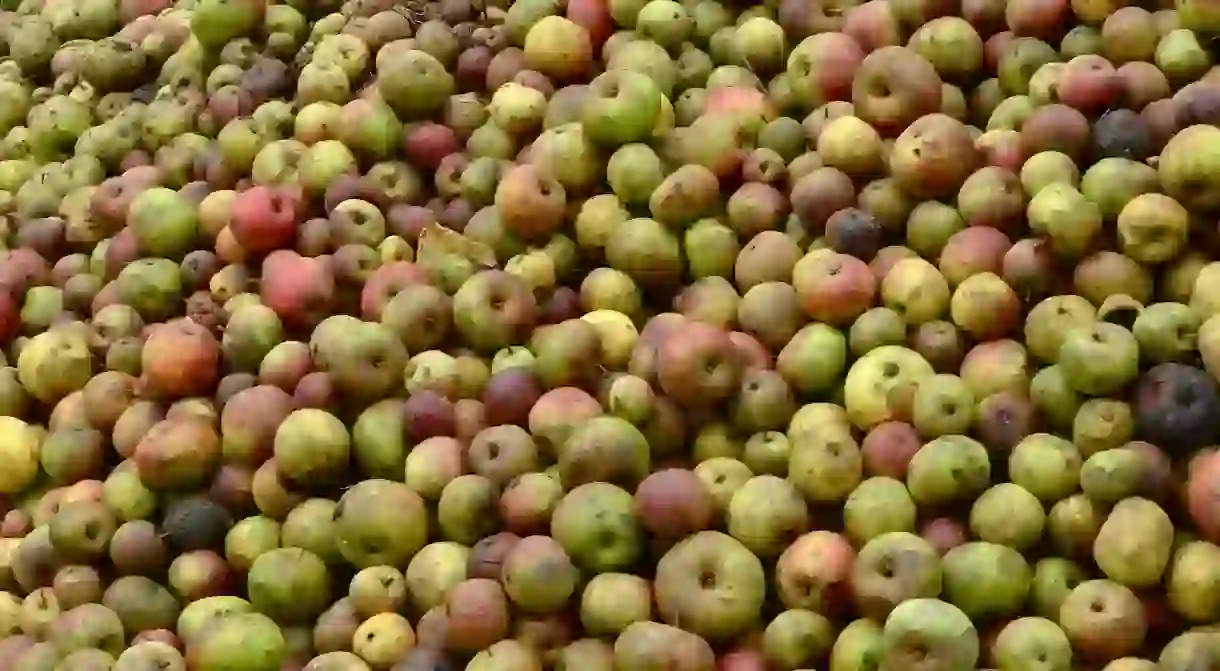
[8,0,1220,666]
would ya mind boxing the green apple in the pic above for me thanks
[581,70,664,147]
[190,0,265,50]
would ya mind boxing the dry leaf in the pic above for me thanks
[417,222,497,268]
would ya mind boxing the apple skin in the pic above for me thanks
[775,530,855,616]
[293,371,336,410]
[483,367,542,426]
[259,250,337,330]
[141,318,222,400]
[843,1,903,52]
[258,342,313,393]
[705,86,777,122]
[453,269,540,353]
[581,70,664,146]
[404,390,458,442]
[0,248,51,297]
[360,261,431,321]
[1118,61,1171,111]
[524,16,595,84]
[495,164,567,240]
[567,0,614,49]
[1190,451,1220,541]
[634,468,715,539]
[1057,55,1122,115]
[921,517,967,555]
[984,31,1014,71]
[215,227,247,265]
[228,185,301,256]
[105,228,141,278]
[851,46,944,137]
[119,0,171,24]
[1005,0,1068,40]
[209,86,256,128]
[718,648,767,671]
[788,32,865,109]
[403,122,461,171]
[730,332,774,370]
[0,290,17,343]
[938,226,1012,286]
[862,420,923,479]
[92,172,158,232]
[792,250,877,326]
[656,321,743,408]
[889,113,977,200]
[791,167,857,233]
[975,130,1024,172]
[190,0,267,50]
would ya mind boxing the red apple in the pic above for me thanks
[921,517,967,555]
[862,421,922,479]
[705,86,776,121]
[104,228,140,277]
[792,250,876,326]
[843,3,902,52]
[984,31,1014,71]
[119,0,170,24]
[228,185,301,256]
[141,318,222,400]
[259,251,337,330]
[566,0,613,49]
[729,331,774,369]
[208,85,255,127]
[0,248,49,298]
[403,122,461,171]
[1188,450,1220,542]
[1005,0,1068,39]
[0,290,17,343]
[938,226,1012,286]
[718,649,767,671]
[1057,54,1121,116]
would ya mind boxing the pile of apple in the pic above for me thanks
[7,0,1220,667]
